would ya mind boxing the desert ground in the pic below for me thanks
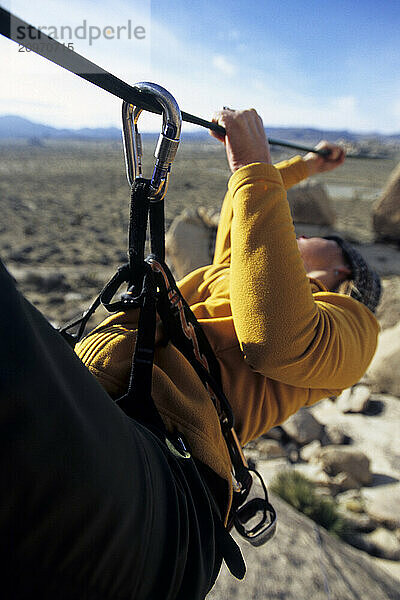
[1,137,399,330]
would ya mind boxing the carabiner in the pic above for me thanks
[122,82,182,202]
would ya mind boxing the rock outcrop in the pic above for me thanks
[312,446,372,486]
[287,181,336,226]
[281,408,324,445]
[373,161,400,243]
[165,207,219,279]
[366,321,400,396]
[247,394,400,566]
[207,494,399,599]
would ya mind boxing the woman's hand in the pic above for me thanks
[210,108,271,173]
[304,141,346,176]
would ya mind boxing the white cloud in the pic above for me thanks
[335,95,357,114]
[212,55,236,77]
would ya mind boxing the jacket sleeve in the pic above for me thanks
[213,155,309,266]
[227,162,379,391]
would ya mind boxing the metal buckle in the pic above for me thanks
[122,82,182,202]
[234,468,277,546]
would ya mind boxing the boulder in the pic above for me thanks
[372,161,400,242]
[311,446,372,486]
[362,483,400,530]
[165,207,218,279]
[293,464,340,494]
[349,385,371,413]
[256,439,287,459]
[285,442,300,463]
[366,321,400,396]
[262,426,285,442]
[375,278,400,330]
[347,528,400,561]
[286,181,336,226]
[337,385,371,414]
[323,423,349,445]
[366,528,400,560]
[299,440,322,462]
[281,408,324,445]
[331,472,361,491]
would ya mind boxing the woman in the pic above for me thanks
[76,108,380,532]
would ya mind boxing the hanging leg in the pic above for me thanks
[0,260,219,599]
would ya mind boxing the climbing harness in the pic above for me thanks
[59,82,277,553]
[0,6,329,157]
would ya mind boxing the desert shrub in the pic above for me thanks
[270,470,347,537]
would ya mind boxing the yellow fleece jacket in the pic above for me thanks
[75,156,379,519]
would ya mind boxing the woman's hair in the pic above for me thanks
[324,235,382,313]
[336,278,358,296]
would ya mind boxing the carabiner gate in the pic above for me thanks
[122,82,182,202]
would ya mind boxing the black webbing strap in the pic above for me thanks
[146,257,277,542]
[116,267,167,434]
[127,179,151,292]
[150,201,165,263]
[59,264,131,347]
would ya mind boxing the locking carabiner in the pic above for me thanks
[122,82,182,202]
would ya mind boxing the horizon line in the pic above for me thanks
[1,114,399,138]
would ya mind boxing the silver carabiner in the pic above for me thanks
[122,82,182,202]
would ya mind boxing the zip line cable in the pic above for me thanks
[1,6,331,157]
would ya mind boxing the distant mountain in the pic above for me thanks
[0,115,57,138]
[0,115,121,140]
[0,115,399,144]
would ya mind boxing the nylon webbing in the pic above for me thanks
[116,268,166,434]
[150,201,165,262]
[127,179,151,290]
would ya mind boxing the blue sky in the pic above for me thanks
[1,0,399,133]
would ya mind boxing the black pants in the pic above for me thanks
[0,260,224,599]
